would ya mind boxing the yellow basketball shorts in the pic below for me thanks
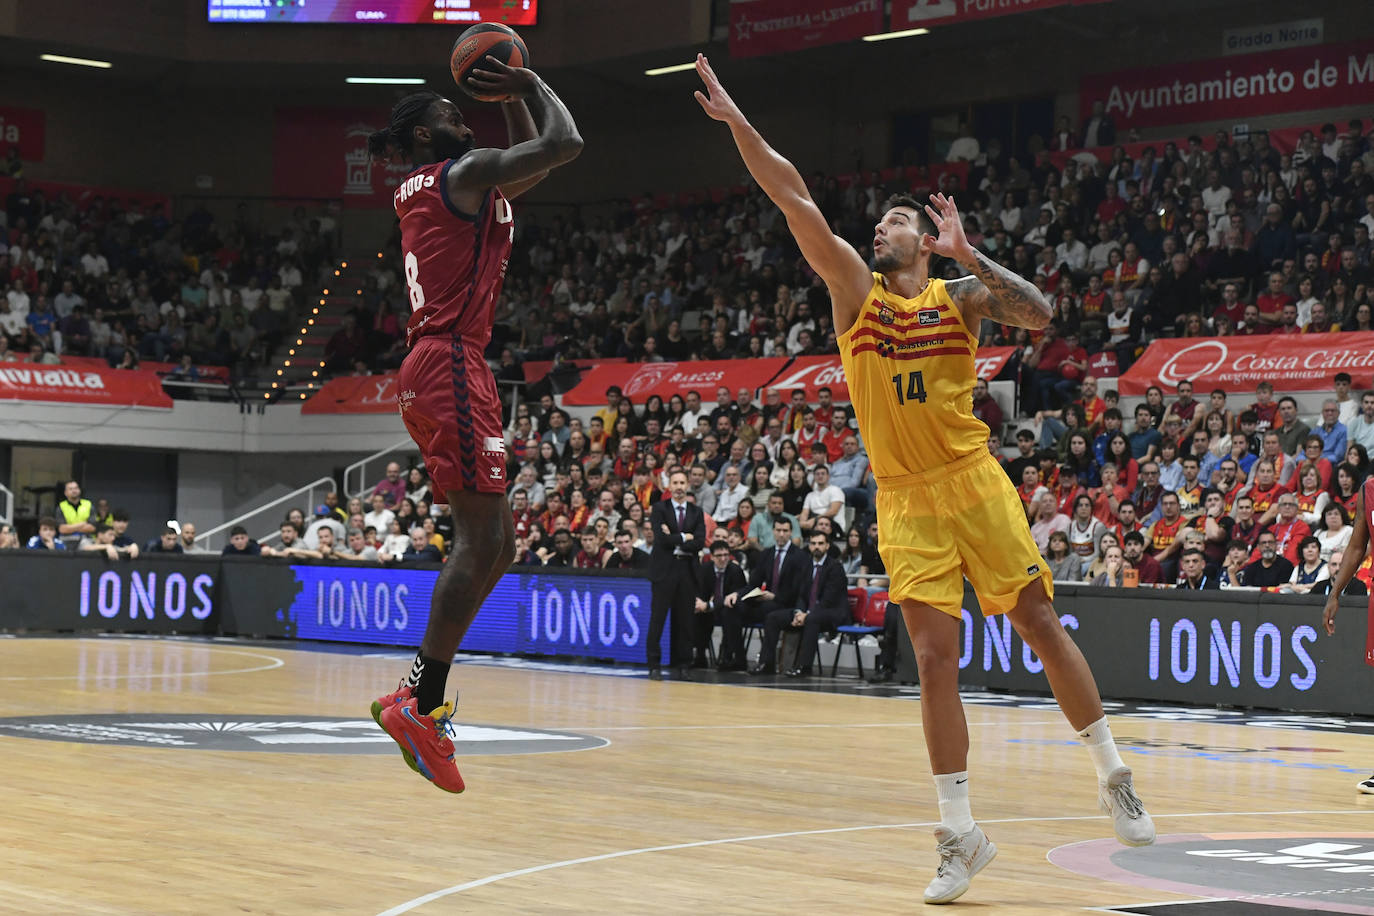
[876,450,1053,619]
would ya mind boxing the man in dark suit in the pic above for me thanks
[647,469,705,681]
[696,541,747,670]
[760,531,850,677]
[721,516,808,673]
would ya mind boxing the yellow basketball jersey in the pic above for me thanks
[836,273,990,481]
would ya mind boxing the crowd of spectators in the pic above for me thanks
[1012,371,1374,594]
[501,384,886,591]
[1,165,343,377]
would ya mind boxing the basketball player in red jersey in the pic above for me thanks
[367,58,582,792]
[1322,472,1374,792]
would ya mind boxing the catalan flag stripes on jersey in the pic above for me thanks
[836,274,991,481]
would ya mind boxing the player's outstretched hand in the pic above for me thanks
[921,192,975,262]
[467,56,539,100]
[1323,593,1340,636]
[694,53,744,125]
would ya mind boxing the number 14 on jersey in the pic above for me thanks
[892,370,927,405]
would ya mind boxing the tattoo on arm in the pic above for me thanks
[956,252,1054,329]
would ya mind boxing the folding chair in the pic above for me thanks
[831,587,883,678]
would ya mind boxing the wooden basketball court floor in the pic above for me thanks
[3,636,1374,915]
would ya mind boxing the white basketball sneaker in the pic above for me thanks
[924,824,997,905]
[1099,766,1155,847]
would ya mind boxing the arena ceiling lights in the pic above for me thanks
[345,77,426,85]
[644,63,696,76]
[39,53,112,69]
[861,27,930,42]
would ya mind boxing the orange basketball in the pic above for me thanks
[450,23,529,103]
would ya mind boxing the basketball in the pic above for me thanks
[450,23,529,103]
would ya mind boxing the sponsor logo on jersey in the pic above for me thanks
[918,308,941,326]
[398,389,416,412]
[1026,564,1041,575]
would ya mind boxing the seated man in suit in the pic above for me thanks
[696,541,747,669]
[721,516,808,671]
[758,531,851,677]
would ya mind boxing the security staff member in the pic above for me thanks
[56,479,95,546]
[647,469,705,681]
[696,540,746,670]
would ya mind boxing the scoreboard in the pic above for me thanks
[207,0,537,25]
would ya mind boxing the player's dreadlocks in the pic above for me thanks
[367,90,443,162]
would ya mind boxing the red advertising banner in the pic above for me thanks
[272,105,505,209]
[1117,333,1374,397]
[0,106,45,162]
[521,357,626,385]
[1081,37,1374,131]
[763,355,852,400]
[0,365,172,409]
[729,0,883,59]
[563,358,790,407]
[301,373,401,414]
[894,0,1069,30]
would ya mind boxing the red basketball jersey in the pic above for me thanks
[394,158,514,347]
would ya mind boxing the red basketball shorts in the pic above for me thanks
[397,336,508,501]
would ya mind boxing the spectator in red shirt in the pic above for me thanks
[1237,303,1268,335]
[1249,381,1279,432]
[1122,530,1165,584]
[823,409,851,463]
[371,461,407,509]
[1055,465,1084,517]
[1096,181,1126,225]
[1170,380,1202,439]
[812,386,835,429]
[574,529,608,568]
[1077,375,1106,434]
[1255,271,1292,327]
[1091,461,1128,525]
[1274,301,1303,334]
[1263,493,1311,565]
[1025,323,1069,413]
[971,377,1004,435]
[1212,282,1246,330]
[794,408,826,456]
[510,488,536,538]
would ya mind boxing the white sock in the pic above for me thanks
[1077,716,1126,783]
[934,771,975,835]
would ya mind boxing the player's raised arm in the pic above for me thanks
[925,193,1053,330]
[496,99,549,200]
[693,53,871,331]
[449,58,582,193]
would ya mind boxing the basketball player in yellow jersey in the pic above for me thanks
[695,55,1153,904]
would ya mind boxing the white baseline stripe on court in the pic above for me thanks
[374,809,1374,915]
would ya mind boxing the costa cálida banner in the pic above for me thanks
[1117,332,1374,396]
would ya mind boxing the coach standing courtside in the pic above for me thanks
[648,469,705,681]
